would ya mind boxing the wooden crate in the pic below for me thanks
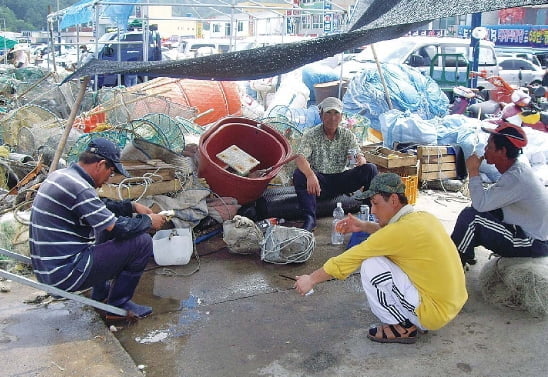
[418,146,457,182]
[362,146,417,169]
[97,179,182,200]
[107,159,177,184]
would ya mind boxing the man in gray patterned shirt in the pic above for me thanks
[293,97,378,231]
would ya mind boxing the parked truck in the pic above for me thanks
[96,27,162,87]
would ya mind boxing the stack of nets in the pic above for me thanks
[0,104,79,159]
[87,86,197,126]
[0,67,77,119]
[478,256,548,318]
[261,225,315,264]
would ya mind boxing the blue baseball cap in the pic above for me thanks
[86,138,130,177]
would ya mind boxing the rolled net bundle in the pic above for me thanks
[222,215,264,255]
[261,225,315,264]
[478,256,548,318]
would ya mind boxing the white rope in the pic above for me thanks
[261,225,315,264]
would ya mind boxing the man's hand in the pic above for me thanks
[294,274,315,296]
[355,154,367,166]
[336,213,381,234]
[306,174,321,196]
[335,213,363,234]
[466,154,484,177]
[148,214,167,230]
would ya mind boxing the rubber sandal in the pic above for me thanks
[367,323,418,344]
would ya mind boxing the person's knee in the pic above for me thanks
[360,256,389,281]
[131,233,153,258]
[293,169,306,188]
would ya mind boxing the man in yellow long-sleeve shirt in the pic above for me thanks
[295,173,467,344]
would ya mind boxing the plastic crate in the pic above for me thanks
[402,175,418,205]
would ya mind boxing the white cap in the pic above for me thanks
[319,97,343,113]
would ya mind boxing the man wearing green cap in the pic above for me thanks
[294,173,467,344]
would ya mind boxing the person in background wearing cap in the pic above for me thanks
[29,138,167,318]
[451,122,548,267]
[294,173,467,344]
[293,96,378,231]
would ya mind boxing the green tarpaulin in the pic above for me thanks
[0,36,18,50]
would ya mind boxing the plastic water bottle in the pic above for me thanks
[331,202,345,245]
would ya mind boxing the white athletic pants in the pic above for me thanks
[360,256,425,330]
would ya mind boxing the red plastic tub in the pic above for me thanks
[198,117,292,204]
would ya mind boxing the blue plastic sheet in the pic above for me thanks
[301,63,340,105]
[343,62,449,131]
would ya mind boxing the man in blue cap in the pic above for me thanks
[30,137,167,319]
[294,173,467,344]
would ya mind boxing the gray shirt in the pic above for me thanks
[468,160,548,241]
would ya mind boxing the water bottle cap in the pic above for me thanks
[337,202,342,207]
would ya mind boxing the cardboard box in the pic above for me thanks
[362,146,417,168]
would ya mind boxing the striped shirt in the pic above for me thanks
[296,124,360,174]
[29,164,116,291]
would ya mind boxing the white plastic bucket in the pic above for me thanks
[152,228,193,266]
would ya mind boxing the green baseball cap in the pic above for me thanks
[363,173,406,198]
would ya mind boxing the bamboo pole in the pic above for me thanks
[49,77,90,173]
[371,43,393,110]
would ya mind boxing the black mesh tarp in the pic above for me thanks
[63,0,548,83]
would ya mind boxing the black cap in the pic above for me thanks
[86,137,130,177]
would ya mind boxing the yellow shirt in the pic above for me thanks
[323,211,467,330]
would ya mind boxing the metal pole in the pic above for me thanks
[469,12,482,88]
[1,19,6,65]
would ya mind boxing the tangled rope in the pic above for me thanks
[261,225,315,264]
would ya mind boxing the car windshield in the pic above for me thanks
[353,39,416,63]
[352,38,497,66]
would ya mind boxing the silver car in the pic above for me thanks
[497,57,545,87]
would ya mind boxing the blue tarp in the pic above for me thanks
[60,0,140,30]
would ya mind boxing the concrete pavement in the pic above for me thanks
[1,190,547,377]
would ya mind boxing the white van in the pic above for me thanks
[340,36,499,89]
[166,39,230,60]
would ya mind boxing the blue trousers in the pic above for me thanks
[451,206,548,262]
[77,233,153,290]
[293,163,378,219]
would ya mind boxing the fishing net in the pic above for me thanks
[124,117,185,154]
[79,85,198,127]
[260,116,303,149]
[478,256,548,318]
[0,104,81,158]
[261,225,315,264]
[66,129,132,164]
[0,67,77,119]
